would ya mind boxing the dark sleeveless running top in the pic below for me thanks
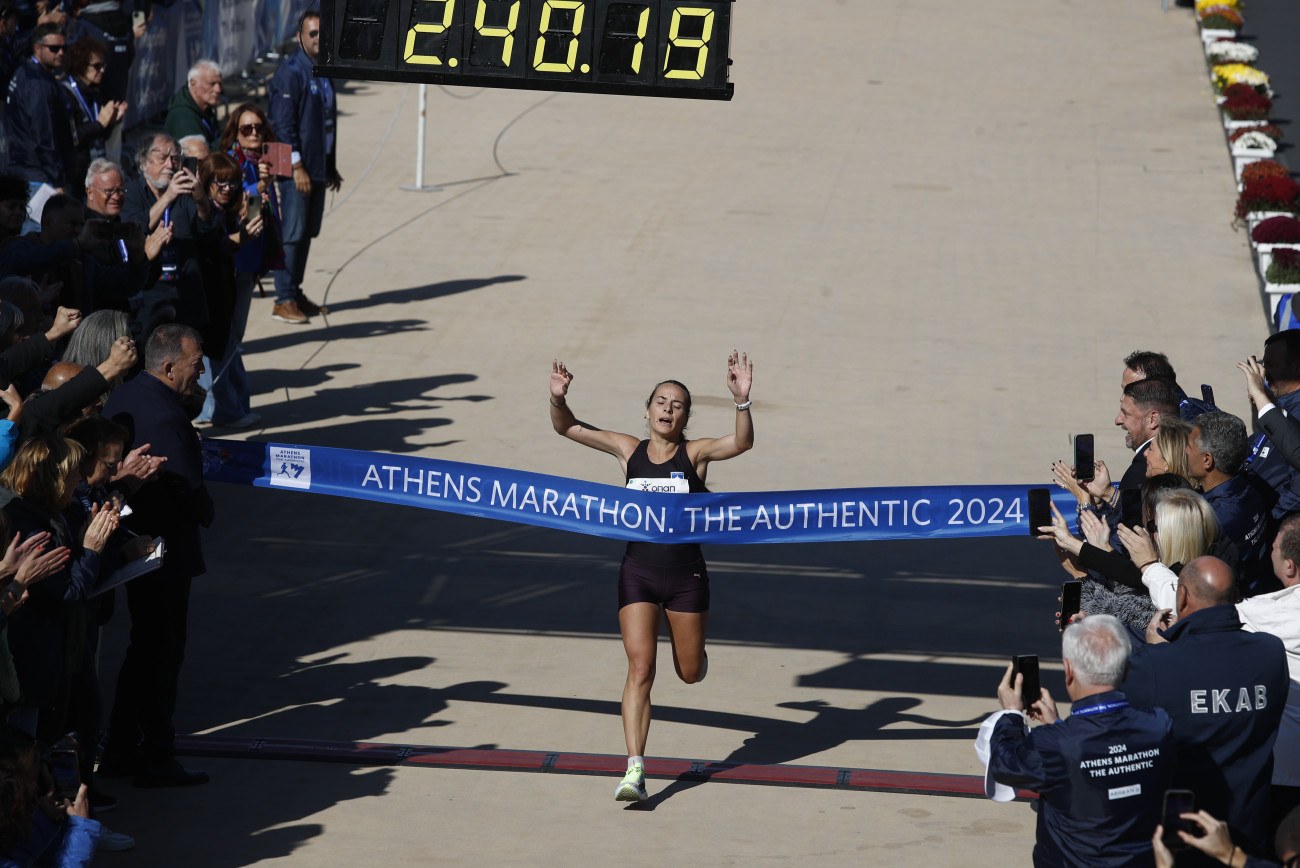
[624,439,707,566]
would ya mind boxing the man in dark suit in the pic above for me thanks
[1114,377,1180,493]
[100,323,213,787]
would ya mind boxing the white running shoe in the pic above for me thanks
[96,826,136,852]
[615,762,647,801]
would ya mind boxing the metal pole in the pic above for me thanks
[401,84,441,192]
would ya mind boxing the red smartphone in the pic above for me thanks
[261,142,293,178]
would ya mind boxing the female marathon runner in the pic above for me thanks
[549,352,754,801]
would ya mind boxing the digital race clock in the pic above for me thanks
[316,0,733,99]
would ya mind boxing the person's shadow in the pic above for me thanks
[628,696,986,810]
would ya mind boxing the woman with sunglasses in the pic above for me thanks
[193,152,263,426]
[61,37,126,204]
[204,104,284,427]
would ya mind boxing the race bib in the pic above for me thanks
[627,475,689,494]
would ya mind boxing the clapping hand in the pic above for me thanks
[1079,509,1112,552]
[144,221,173,261]
[114,442,166,491]
[0,531,49,580]
[1051,460,1089,502]
[1117,523,1159,569]
[82,503,120,554]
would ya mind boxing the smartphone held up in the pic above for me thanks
[261,142,293,177]
[1073,434,1094,483]
[1028,488,1052,537]
[1012,655,1041,710]
[1059,580,1082,631]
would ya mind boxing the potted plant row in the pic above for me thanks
[1252,213,1300,277]
[1191,0,1300,327]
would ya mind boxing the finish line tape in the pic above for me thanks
[201,438,1078,545]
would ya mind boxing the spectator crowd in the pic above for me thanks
[0,2,341,430]
[0,5,341,865]
[980,337,1300,866]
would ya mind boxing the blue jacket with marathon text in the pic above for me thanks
[1244,387,1300,519]
[1123,604,1288,855]
[989,691,1175,868]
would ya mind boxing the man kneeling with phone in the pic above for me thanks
[978,616,1177,867]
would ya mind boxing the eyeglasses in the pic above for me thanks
[39,41,66,52]
[88,61,106,71]
[92,186,126,198]
[307,30,319,37]
[212,180,238,191]
[238,123,266,135]
[150,149,179,164]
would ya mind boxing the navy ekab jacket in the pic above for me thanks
[1124,605,1288,854]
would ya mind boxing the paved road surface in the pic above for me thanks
[90,0,1284,863]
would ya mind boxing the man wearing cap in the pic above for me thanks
[980,615,1175,867]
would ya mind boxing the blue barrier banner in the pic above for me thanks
[201,439,1081,544]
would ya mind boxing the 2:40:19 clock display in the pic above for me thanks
[318,0,734,99]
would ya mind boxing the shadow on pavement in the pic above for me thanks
[243,373,491,452]
[96,486,1068,856]
[319,275,527,314]
[241,318,431,355]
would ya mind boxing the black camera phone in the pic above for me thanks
[1028,488,1052,537]
[1120,488,1144,530]
[1073,434,1095,483]
[46,739,79,802]
[1059,581,1083,631]
[245,192,261,223]
[1162,789,1198,850]
[181,155,199,176]
[1012,655,1040,709]
[1202,384,1216,406]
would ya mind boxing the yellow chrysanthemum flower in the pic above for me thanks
[1213,63,1270,91]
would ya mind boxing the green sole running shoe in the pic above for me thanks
[615,763,647,801]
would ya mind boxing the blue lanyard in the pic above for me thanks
[1071,700,1129,717]
[1246,430,1268,466]
[67,79,97,121]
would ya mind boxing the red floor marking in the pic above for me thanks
[175,734,1037,800]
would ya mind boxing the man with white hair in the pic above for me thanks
[983,615,1175,867]
[121,132,217,333]
[177,135,209,162]
[164,59,222,150]
[83,157,127,220]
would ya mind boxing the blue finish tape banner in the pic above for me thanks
[201,439,1080,544]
